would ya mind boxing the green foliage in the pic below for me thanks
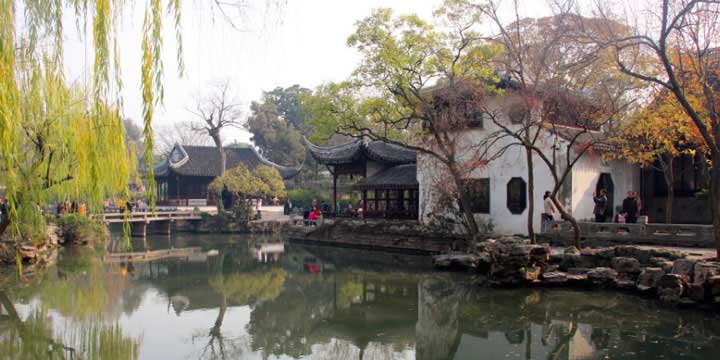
[287,189,328,209]
[209,164,286,199]
[0,1,186,255]
[246,85,309,166]
[56,214,108,245]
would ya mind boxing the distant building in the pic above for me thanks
[154,144,301,206]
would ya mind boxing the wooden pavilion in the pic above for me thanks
[307,139,418,219]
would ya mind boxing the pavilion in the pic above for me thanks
[306,138,419,220]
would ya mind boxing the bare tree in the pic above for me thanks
[589,0,720,257]
[188,81,244,176]
[466,0,637,245]
[155,121,213,157]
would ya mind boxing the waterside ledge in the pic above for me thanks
[434,237,720,309]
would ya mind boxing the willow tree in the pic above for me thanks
[0,0,188,255]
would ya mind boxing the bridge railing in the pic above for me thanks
[544,221,714,247]
[95,210,205,223]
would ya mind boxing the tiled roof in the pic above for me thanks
[353,164,418,190]
[306,138,416,165]
[155,144,301,179]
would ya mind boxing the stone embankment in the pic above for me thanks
[0,224,60,270]
[434,236,720,308]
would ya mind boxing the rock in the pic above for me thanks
[433,254,478,270]
[564,246,580,255]
[611,257,641,273]
[542,271,568,284]
[567,267,591,275]
[708,275,720,302]
[671,259,696,277]
[636,267,665,291]
[693,262,719,285]
[660,261,674,273]
[615,279,636,290]
[560,254,595,270]
[686,283,706,302]
[657,274,688,304]
[615,246,652,264]
[566,274,588,285]
[596,247,616,259]
[587,267,618,286]
[649,257,668,267]
[580,248,598,257]
[545,264,559,273]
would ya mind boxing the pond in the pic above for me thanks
[1,233,720,360]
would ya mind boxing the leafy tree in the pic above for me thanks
[609,86,708,224]
[246,86,309,166]
[302,6,502,236]
[593,0,720,256]
[208,164,286,211]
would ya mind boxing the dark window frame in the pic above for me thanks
[506,177,527,214]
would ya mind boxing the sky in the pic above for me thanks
[61,0,553,145]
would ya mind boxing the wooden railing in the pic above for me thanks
[96,210,212,223]
[545,221,714,247]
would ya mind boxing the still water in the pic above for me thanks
[1,233,720,360]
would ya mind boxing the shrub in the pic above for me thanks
[287,189,329,210]
[56,214,108,245]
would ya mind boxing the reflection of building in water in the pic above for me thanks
[253,243,285,263]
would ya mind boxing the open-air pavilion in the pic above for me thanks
[306,138,418,220]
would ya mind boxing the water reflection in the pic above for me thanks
[1,233,719,359]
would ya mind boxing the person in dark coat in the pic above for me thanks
[593,189,608,223]
[621,191,639,224]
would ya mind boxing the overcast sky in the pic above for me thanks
[61,0,553,145]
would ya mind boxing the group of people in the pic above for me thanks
[541,189,645,232]
[57,200,87,217]
[593,190,643,224]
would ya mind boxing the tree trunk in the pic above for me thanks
[210,131,226,176]
[711,158,720,259]
[526,147,535,243]
[551,195,580,247]
[662,156,675,224]
[452,174,479,236]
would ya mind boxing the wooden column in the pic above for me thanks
[332,172,338,214]
[176,175,181,203]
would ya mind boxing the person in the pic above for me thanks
[71,200,78,213]
[593,189,608,223]
[321,202,331,213]
[542,191,556,233]
[346,203,354,215]
[307,208,322,226]
[622,191,639,224]
[284,198,293,215]
[78,202,87,216]
[255,198,263,220]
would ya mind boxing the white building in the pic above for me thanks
[417,92,641,236]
